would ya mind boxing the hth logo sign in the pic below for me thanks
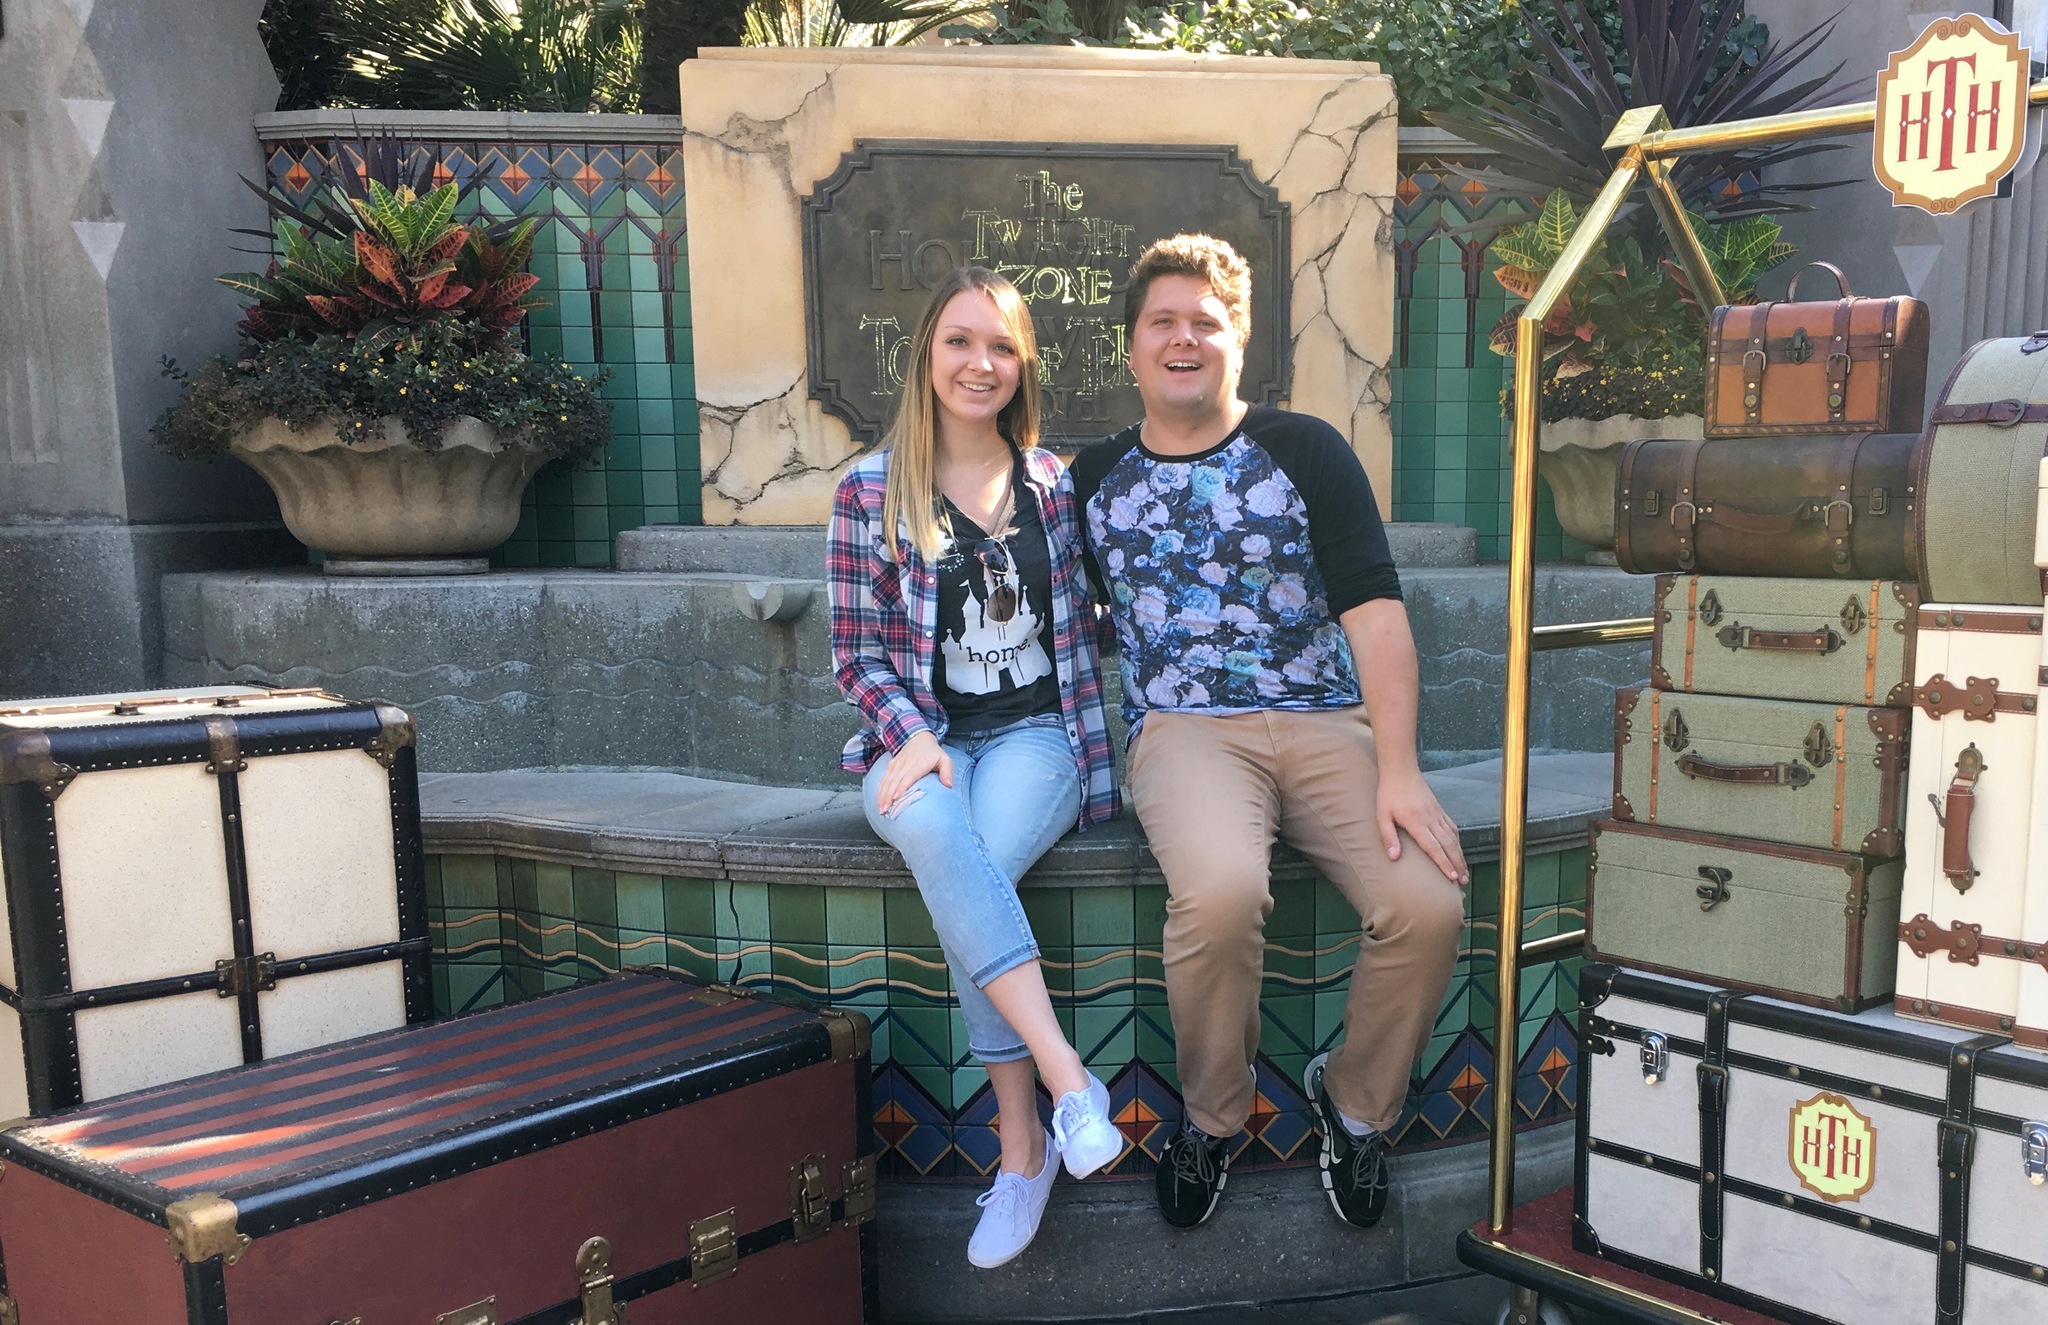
[1788,1092,1878,1203]
[1875,14,2031,214]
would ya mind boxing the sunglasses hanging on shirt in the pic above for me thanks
[945,466,1021,625]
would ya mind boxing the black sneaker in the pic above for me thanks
[1304,1051,1390,1228]
[1154,1118,1230,1228]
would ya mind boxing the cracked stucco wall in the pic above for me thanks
[678,46,1398,525]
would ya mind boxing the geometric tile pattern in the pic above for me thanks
[1391,155,1584,562]
[261,134,699,566]
[425,841,1588,1182]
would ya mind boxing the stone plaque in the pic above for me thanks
[803,141,1290,446]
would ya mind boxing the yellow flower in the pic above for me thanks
[453,383,465,391]
[336,363,347,372]
[399,387,407,395]
[559,414,568,422]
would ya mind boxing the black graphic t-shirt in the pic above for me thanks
[933,466,1061,733]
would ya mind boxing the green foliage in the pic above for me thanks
[947,0,1533,122]
[324,0,643,112]
[152,325,612,464]
[261,0,350,110]
[744,0,986,45]
[1429,0,1851,239]
[221,180,544,353]
[1490,188,1793,420]
[1531,340,1701,422]
[1678,210,1796,304]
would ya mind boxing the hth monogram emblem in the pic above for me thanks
[1874,15,2032,215]
[1788,1091,1878,1203]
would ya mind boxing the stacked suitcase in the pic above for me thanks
[1573,286,2048,1318]
[1591,265,1929,1013]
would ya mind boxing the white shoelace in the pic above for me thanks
[976,1170,1031,1231]
[1052,1089,1094,1150]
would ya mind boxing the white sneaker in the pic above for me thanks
[967,1130,1060,1269]
[1052,1072,1124,1178]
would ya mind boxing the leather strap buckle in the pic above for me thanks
[1987,398,2028,428]
[1823,499,1855,532]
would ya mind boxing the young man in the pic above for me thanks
[1073,234,1469,1231]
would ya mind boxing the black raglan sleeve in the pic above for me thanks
[1247,408,1402,614]
[1068,432,1139,606]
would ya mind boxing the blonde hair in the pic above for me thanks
[1123,233,1253,348]
[881,267,1043,563]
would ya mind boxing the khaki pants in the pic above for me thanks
[1128,706,1465,1137]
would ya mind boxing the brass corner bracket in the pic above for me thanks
[165,1193,250,1266]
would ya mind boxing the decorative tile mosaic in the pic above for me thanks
[1391,157,1587,563]
[425,845,1588,1183]
[260,135,699,567]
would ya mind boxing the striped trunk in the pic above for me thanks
[0,973,876,1324]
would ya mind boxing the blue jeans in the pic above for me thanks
[863,714,1081,1063]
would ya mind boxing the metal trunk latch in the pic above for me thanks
[2025,1123,2048,1186]
[1803,722,1835,768]
[434,1301,496,1325]
[214,953,278,998]
[842,1155,877,1226]
[690,1209,738,1286]
[791,1153,832,1242]
[1661,709,1690,752]
[571,1236,620,1325]
[1697,866,1734,912]
[1640,1031,1670,1086]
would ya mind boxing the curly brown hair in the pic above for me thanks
[1122,233,1253,348]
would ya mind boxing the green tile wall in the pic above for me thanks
[424,846,1587,1183]
[1391,158,1589,563]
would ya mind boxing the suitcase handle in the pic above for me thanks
[1715,622,1844,656]
[1787,261,1853,301]
[1929,744,1985,894]
[1675,752,1815,789]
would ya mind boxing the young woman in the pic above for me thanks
[827,267,1123,1268]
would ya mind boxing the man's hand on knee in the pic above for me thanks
[1376,768,1469,886]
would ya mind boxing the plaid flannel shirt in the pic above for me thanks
[826,446,1121,830]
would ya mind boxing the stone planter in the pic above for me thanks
[232,415,557,574]
[1525,414,1703,559]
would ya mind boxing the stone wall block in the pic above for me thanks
[1323,212,1392,365]
[1268,132,1350,206]
[1307,71,1396,139]
[1290,263,1327,340]
[678,147,812,407]
[1286,312,1351,445]
[1291,188,1361,275]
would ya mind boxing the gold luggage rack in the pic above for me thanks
[1467,79,2048,1325]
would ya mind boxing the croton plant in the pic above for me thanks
[153,145,608,465]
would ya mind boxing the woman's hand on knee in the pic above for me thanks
[877,730,953,816]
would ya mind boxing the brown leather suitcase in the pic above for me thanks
[0,972,877,1325]
[1614,431,1918,578]
[1704,262,1929,437]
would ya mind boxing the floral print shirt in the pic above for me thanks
[1072,405,1402,725]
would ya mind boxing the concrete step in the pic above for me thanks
[875,1122,1571,1322]
[614,521,1478,577]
